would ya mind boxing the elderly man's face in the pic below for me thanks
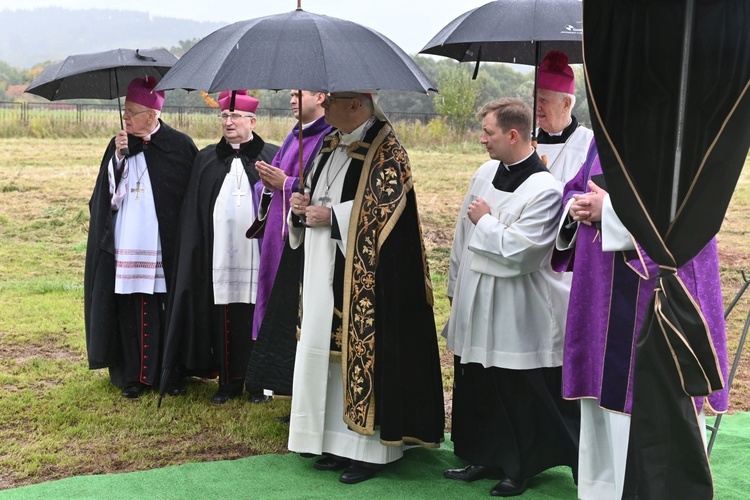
[221,111,257,144]
[321,93,358,132]
[536,89,571,134]
[123,101,155,138]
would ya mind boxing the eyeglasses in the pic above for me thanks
[123,108,149,117]
[219,113,255,121]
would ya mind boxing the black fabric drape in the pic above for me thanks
[583,0,750,497]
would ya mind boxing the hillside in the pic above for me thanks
[0,7,226,68]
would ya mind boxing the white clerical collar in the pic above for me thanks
[301,118,320,130]
[547,118,573,137]
[504,150,536,169]
[231,133,254,149]
[143,122,161,142]
[338,116,376,146]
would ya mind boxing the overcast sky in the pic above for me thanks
[2,0,491,56]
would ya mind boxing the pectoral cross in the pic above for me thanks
[319,193,331,206]
[131,181,144,200]
[232,187,246,206]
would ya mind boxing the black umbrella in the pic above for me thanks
[155,4,435,189]
[26,48,178,154]
[583,0,750,497]
[155,8,435,94]
[419,0,583,137]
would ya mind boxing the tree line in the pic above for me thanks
[0,38,590,131]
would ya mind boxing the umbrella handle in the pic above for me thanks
[115,69,129,157]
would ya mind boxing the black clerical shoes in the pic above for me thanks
[249,392,271,403]
[121,383,145,399]
[444,464,504,482]
[338,462,382,484]
[490,477,529,497]
[164,383,186,396]
[211,384,243,404]
[313,455,351,471]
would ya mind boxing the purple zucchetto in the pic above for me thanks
[218,90,259,114]
[537,50,575,95]
[125,76,165,111]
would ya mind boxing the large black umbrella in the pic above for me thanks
[583,0,750,497]
[25,48,178,145]
[155,5,435,188]
[419,0,583,136]
[155,8,435,94]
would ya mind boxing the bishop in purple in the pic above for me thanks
[552,139,729,499]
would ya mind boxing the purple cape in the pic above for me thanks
[251,116,332,339]
[552,143,729,414]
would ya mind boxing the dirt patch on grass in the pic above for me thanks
[0,341,82,364]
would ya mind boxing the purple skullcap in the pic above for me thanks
[125,76,165,111]
[537,50,575,95]
[218,90,259,113]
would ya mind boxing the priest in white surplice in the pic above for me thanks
[287,91,444,485]
[443,98,579,497]
[84,77,198,399]
[161,91,278,404]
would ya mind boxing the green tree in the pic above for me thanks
[170,38,201,58]
[434,64,483,132]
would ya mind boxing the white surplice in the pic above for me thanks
[444,160,568,370]
[110,152,166,295]
[212,157,259,305]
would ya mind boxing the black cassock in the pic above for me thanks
[161,135,279,390]
[84,120,197,387]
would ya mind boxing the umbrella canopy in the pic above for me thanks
[154,8,436,94]
[25,48,177,101]
[583,0,750,497]
[420,0,583,65]
[419,0,583,137]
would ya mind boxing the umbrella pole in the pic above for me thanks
[670,0,695,219]
[114,68,129,156]
[532,43,540,143]
[114,69,125,130]
[297,89,305,193]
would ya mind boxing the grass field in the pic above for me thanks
[0,135,748,490]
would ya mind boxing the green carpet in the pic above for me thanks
[2,413,749,499]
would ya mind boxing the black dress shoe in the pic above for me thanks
[444,464,503,482]
[275,414,291,423]
[211,383,243,404]
[121,384,145,399]
[313,455,351,471]
[249,393,271,403]
[339,462,380,484]
[490,477,528,497]
[164,384,186,396]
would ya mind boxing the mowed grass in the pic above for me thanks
[0,135,748,489]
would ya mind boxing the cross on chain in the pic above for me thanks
[131,181,144,200]
[232,187,246,206]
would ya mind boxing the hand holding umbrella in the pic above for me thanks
[25,48,178,157]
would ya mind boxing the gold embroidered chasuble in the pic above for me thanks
[316,123,434,436]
